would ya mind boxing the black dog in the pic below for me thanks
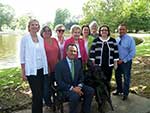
[84,60,114,113]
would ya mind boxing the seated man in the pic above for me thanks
[55,43,94,113]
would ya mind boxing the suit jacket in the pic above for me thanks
[55,58,84,91]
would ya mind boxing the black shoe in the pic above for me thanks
[122,96,128,101]
[112,91,121,96]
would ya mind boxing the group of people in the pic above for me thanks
[20,19,136,113]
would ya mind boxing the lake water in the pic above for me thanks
[0,33,21,69]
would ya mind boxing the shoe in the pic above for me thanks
[122,96,128,101]
[44,106,53,112]
[112,91,122,96]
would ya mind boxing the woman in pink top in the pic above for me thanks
[63,24,88,64]
[40,25,60,109]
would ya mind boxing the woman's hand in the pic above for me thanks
[21,64,27,81]
[22,73,27,81]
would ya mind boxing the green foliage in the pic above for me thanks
[53,8,71,28]
[82,0,150,32]
[15,13,35,30]
[0,3,15,31]
[0,68,31,111]
[0,68,22,89]
[0,67,29,94]
[125,0,150,32]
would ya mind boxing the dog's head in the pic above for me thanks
[93,66,107,81]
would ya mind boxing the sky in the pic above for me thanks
[1,0,86,24]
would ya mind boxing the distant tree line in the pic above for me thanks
[0,0,150,32]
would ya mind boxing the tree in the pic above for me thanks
[125,0,150,32]
[82,0,129,31]
[0,3,15,31]
[15,13,35,30]
[82,0,150,32]
[53,8,71,28]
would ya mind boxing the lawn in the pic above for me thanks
[136,36,150,56]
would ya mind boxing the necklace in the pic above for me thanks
[32,36,38,43]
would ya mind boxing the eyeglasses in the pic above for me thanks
[57,30,65,33]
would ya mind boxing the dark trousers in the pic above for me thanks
[115,60,132,96]
[27,68,44,113]
[43,72,55,106]
[64,85,94,113]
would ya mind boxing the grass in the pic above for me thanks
[0,36,149,112]
[136,37,150,56]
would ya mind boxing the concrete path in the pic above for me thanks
[13,93,150,113]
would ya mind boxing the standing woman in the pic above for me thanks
[80,24,94,55]
[89,25,119,93]
[55,24,66,60]
[63,24,88,65]
[40,25,60,107]
[20,19,48,113]
[89,21,99,38]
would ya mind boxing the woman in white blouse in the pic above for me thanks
[20,19,48,113]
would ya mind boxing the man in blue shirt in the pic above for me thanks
[113,23,136,101]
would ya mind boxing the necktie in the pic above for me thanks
[119,37,122,45]
[71,60,74,79]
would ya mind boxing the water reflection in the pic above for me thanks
[0,34,21,69]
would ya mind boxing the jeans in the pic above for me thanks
[115,60,132,96]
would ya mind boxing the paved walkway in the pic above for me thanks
[13,93,150,113]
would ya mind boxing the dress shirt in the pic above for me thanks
[116,34,136,63]
[66,57,83,90]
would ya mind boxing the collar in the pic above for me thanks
[99,36,110,42]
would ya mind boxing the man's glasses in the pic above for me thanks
[57,30,65,33]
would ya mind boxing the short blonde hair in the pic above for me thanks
[70,24,81,34]
[55,24,65,31]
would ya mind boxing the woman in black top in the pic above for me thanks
[89,25,119,92]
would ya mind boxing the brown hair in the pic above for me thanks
[81,24,91,36]
[40,25,52,37]
[99,25,110,36]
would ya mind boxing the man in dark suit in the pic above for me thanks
[55,43,94,113]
